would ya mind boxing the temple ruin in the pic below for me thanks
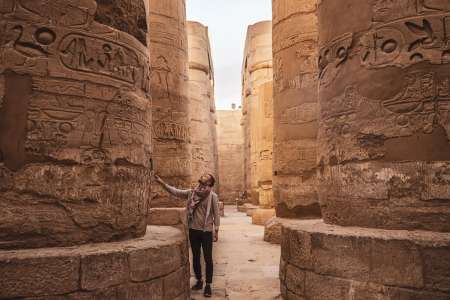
[0,0,449,299]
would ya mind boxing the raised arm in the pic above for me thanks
[154,175,190,199]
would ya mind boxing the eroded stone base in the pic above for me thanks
[280,220,450,300]
[252,209,275,226]
[148,208,188,233]
[237,203,258,215]
[0,226,190,300]
[264,217,283,244]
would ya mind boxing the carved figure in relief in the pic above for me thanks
[151,55,171,99]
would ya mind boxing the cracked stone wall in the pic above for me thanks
[242,21,274,207]
[148,0,191,208]
[187,21,219,186]
[0,0,152,250]
[217,109,244,204]
[272,0,322,218]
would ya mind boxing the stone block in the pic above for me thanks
[163,266,188,300]
[252,209,275,225]
[117,280,164,300]
[285,264,305,296]
[0,226,189,299]
[280,220,450,298]
[264,217,282,244]
[147,208,187,227]
[129,244,182,282]
[81,251,130,291]
[304,272,350,300]
[0,251,79,298]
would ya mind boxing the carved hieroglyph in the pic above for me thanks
[0,0,152,249]
[272,0,321,218]
[95,0,148,46]
[187,21,218,185]
[242,21,274,208]
[148,0,191,208]
[317,0,450,232]
[217,109,245,204]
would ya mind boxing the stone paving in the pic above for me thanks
[190,206,281,300]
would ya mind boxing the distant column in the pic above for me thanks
[187,21,218,184]
[241,21,273,207]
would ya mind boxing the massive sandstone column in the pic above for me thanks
[187,21,218,184]
[0,0,151,250]
[241,21,274,212]
[280,1,450,299]
[272,0,321,218]
[217,109,245,204]
[148,0,191,208]
[0,1,190,299]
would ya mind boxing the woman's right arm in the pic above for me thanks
[155,175,190,199]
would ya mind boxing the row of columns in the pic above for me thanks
[269,0,450,299]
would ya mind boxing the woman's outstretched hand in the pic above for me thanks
[154,174,165,185]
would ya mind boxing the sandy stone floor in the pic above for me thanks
[190,206,281,300]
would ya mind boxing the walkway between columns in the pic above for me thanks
[191,206,281,300]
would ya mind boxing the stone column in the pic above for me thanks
[217,109,245,204]
[280,1,450,298]
[0,1,189,298]
[148,0,191,208]
[0,0,151,250]
[272,0,321,219]
[187,21,218,185]
[241,21,275,225]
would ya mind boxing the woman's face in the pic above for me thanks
[198,175,211,186]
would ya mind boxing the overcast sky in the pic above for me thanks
[187,0,272,110]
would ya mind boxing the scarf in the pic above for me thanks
[188,184,212,219]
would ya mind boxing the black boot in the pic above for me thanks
[192,280,203,291]
[204,284,212,297]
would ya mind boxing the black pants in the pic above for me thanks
[189,229,213,284]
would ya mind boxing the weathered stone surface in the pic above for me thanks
[217,109,245,204]
[0,252,79,298]
[272,0,321,219]
[0,226,189,300]
[317,0,450,232]
[264,217,282,244]
[252,208,275,226]
[81,251,129,290]
[187,21,219,185]
[129,243,182,282]
[163,265,188,300]
[147,208,188,231]
[95,0,147,45]
[0,0,152,250]
[280,220,450,299]
[148,0,191,208]
[241,21,274,207]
